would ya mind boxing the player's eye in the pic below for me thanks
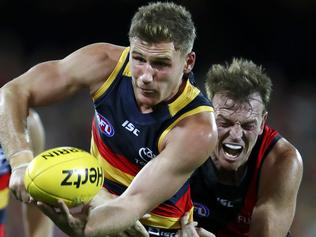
[216,119,232,128]
[132,55,146,63]
[242,123,257,131]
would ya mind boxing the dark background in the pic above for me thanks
[1,0,316,236]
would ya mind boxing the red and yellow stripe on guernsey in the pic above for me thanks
[1,173,10,237]
[0,188,9,211]
[91,119,193,229]
[142,206,194,229]
[0,224,4,237]
[91,120,139,187]
[0,173,10,211]
[92,47,130,101]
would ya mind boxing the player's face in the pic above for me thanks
[129,37,193,112]
[212,92,267,171]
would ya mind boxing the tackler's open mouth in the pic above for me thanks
[222,143,243,160]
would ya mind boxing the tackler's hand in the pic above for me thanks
[175,212,215,237]
[36,199,89,237]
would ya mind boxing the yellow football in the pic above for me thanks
[24,146,104,207]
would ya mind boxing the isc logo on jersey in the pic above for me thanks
[122,120,140,136]
[96,113,115,137]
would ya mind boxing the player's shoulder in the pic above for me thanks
[272,138,302,163]
[82,42,125,52]
[170,110,217,154]
[264,136,303,175]
[72,43,126,61]
[176,109,216,134]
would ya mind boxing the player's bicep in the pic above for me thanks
[250,139,303,236]
[257,140,302,211]
[5,43,123,107]
[59,43,125,95]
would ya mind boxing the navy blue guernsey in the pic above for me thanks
[0,145,10,235]
[90,47,214,233]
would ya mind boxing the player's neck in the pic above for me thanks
[215,164,248,186]
[164,78,187,104]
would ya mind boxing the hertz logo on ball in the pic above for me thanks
[24,146,104,207]
[61,167,103,188]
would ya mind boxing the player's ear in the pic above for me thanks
[259,111,268,134]
[183,52,195,74]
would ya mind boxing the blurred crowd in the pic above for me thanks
[1,0,315,236]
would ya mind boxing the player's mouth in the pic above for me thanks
[222,143,243,161]
[139,87,156,95]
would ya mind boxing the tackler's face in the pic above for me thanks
[129,37,194,111]
[212,92,267,171]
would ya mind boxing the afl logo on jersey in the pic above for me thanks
[96,113,115,137]
[193,202,210,218]
[0,147,10,174]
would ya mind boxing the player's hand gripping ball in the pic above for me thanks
[24,146,104,207]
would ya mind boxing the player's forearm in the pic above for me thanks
[0,83,32,163]
[250,207,293,237]
[85,196,143,236]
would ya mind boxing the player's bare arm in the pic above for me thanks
[22,110,54,237]
[0,43,124,202]
[36,112,217,237]
[84,111,217,236]
[249,138,303,237]
[27,110,45,155]
[0,43,123,156]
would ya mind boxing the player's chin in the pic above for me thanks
[137,94,160,107]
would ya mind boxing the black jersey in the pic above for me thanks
[190,125,291,237]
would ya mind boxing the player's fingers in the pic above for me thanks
[131,221,149,237]
[175,230,181,237]
[21,189,31,203]
[9,182,20,201]
[181,212,190,226]
[115,233,128,237]
[196,227,216,237]
[57,199,78,226]
[141,213,151,219]
[29,197,37,207]
[10,188,18,200]
[57,200,86,229]
[80,203,91,216]
[122,221,148,237]
[190,221,198,227]
[12,186,27,203]
[36,201,56,217]
[57,199,71,216]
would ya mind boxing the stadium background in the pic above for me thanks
[1,0,315,236]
